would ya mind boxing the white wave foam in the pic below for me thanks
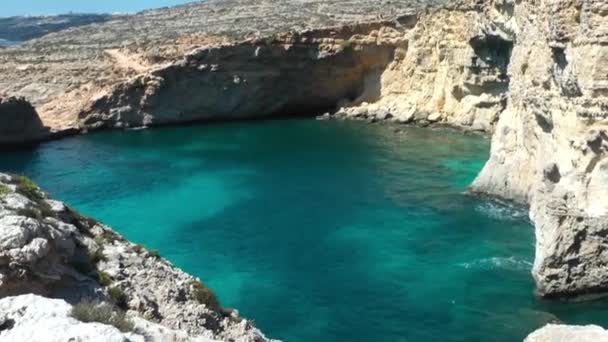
[475,201,527,222]
[458,256,533,271]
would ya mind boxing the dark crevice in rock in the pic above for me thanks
[0,318,15,332]
[551,46,583,97]
[469,35,513,77]
[544,163,562,184]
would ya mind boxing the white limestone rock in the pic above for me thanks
[0,294,135,342]
[525,324,608,342]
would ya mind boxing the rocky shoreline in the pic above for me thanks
[1,0,608,340]
[0,173,273,341]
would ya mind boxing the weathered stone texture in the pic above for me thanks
[0,174,272,341]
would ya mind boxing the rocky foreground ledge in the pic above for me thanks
[0,173,273,341]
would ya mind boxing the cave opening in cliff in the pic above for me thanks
[469,35,513,77]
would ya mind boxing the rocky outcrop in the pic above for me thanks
[525,324,608,342]
[469,0,608,298]
[0,0,446,131]
[0,173,272,341]
[326,1,514,132]
[75,3,515,133]
[0,294,215,342]
[0,97,51,145]
[79,24,400,129]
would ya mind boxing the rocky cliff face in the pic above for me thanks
[79,23,400,129]
[0,174,272,341]
[469,0,608,298]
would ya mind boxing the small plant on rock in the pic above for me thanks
[90,245,107,264]
[8,175,56,219]
[66,206,99,234]
[0,184,10,197]
[71,299,133,332]
[95,230,118,246]
[107,286,128,309]
[38,202,56,218]
[148,249,161,259]
[11,175,43,201]
[190,280,220,310]
[16,207,41,219]
[131,244,160,259]
[131,244,145,254]
[98,271,113,287]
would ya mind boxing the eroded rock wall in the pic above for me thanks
[470,0,608,297]
[79,24,401,129]
[333,1,515,132]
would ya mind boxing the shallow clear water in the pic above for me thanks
[1,119,607,341]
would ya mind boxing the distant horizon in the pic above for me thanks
[1,0,197,18]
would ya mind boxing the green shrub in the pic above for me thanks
[8,175,55,219]
[0,184,10,197]
[107,287,128,308]
[38,201,56,218]
[66,206,99,234]
[98,271,113,287]
[16,207,41,219]
[131,244,160,259]
[16,204,55,220]
[95,231,118,246]
[90,245,107,264]
[190,280,220,310]
[132,244,145,254]
[71,299,133,332]
[148,249,161,259]
[12,175,42,201]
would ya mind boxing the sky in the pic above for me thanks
[2,0,196,17]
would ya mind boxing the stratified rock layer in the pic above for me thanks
[469,0,608,298]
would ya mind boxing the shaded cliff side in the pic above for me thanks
[0,96,51,145]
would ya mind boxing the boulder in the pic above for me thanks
[0,97,50,145]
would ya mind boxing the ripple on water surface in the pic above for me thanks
[1,119,607,342]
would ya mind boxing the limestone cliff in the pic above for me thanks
[0,174,272,341]
[469,0,608,298]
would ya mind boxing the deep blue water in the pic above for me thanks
[1,119,607,341]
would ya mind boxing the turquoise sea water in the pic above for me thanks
[1,119,608,341]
